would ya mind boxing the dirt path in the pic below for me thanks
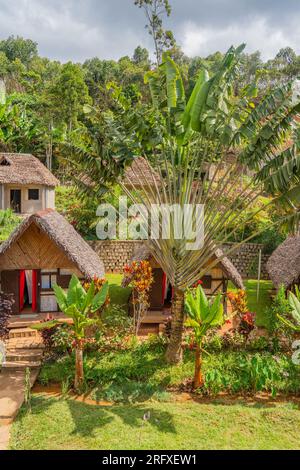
[0,424,11,450]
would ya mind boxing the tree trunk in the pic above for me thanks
[193,344,204,389]
[74,346,84,391]
[165,288,185,364]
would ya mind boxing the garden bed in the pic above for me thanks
[37,340,300,402]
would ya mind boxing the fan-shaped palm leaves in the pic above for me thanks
[119,46,300,363]
[72,45,300,364]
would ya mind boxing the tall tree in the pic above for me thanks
[0,36,38,65]
[51,62,91,133]
[133,45,150,66]
[134,0,175,65]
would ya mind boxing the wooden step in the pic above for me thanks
[2,360,41,370]
[9,328,39,339]
[5,349,43,363]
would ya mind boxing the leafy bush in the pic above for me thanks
[38,340,300,401]
[51,325,74,354]
[265,285,292,337]
[0,209,21,241]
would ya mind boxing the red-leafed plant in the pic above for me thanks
[123,260,153,335]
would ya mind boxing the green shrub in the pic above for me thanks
[265,285,293,338]
[38,340,300,401]
[0,209,21,241]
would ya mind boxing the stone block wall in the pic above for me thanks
[89,240,143,273]
[223,243,270,280]
[89,240,270,280]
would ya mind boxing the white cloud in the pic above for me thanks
[0,0,299,61]
[0,0,145,62]
[181,17,300,60]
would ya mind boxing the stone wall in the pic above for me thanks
[223,243,270,280]
[89,240,270,280]
[89,240,143,273]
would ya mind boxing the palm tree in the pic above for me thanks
[72,45,300,364]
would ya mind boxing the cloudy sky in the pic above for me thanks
[0,0,299,62]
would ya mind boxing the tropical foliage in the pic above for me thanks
[33,275,109,390]
[123,260,154,335]
[185,285,224,388]
[0,209,21,241]
[278,287,300,332]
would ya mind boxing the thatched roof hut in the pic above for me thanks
[0,153,59,187]
[122,243,244,290]
[0,209,104,279]
[123,157,161,188]
[267,236,300,289]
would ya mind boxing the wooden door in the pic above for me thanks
[149,268,164,310]
[1,270,20,314]
[10,189,21,213]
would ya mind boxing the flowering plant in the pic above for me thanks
[227,290,248,316]
[192,279,203,289]
[123,260,153,335]
[227,290,255,337]
[239,311,256,336]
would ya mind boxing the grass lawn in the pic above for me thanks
[105,273,132,312]
[9,395,300,450]
[229,279,273,328]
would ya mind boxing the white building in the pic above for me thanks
[0,153,59,214]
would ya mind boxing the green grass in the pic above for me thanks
[229,279,273,328]
[9,396,300,450]
[105,273,131,312]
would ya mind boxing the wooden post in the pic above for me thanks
[257,249,262,302]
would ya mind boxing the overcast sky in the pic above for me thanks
[0,0,299,63]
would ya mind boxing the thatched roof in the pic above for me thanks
[122,244,244,289]
[0,153,59,187]
[0,209,104,279]
[123,157,161,188]
[267,236,300,289]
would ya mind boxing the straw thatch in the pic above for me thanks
[0,153,59,187]
[122,243,244,289]
[0,209,104,279]
[123,157,161,187]
[267,236,300,289]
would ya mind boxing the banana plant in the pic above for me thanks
[33,274,109,391]
[277,287,300,332]
[185,285,224,389]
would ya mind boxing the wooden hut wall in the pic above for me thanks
[147,256,227,309]
[204,266,226,295]
[0,223,79,271]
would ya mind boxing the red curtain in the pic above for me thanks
[162,272,167,305]
[32,270,38,313]
[19,270,26,312]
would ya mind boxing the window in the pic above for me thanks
[57,269,73,289]
[201,275,212,289]
[41,272,57,290]
[28,189,39,200]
